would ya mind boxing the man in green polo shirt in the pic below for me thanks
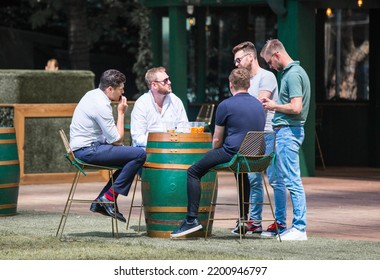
[259,39,310,241]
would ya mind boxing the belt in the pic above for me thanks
[73,142,97,152]
[273,125,288,130]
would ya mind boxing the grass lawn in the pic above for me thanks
[1,211,379,260]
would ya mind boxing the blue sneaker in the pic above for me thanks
[170,218,203,238]
[261,222,286,237]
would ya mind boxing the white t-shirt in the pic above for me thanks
[248,68,278,131]
[131,90,189,147]
[70,88,120,151]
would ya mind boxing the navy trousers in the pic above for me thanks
[74,142,146,196]
[187,147,250,219]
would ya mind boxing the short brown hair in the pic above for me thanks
[99,69,126,91]
[145,66,166,89]
[229,68,250,91]
[260,39,285,58]
[232,41,257,59]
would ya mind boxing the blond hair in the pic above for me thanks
[145,67,166,89]
[229,68,250,91]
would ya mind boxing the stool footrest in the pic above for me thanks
[70,199,115,204]
[209,218,238,221]
[211,203,238,206]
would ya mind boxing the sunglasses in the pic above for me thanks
[233,53,250,64]
[153,77,170,85]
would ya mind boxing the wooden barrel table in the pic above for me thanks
[0,127,20,216]
[141,132,217,238]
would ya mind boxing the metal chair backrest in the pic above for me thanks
[59,128,86,175]
[59,128,77,161]
[211,131,275,173]
[238,131,275,157]
[196,104,215,126]
[235,131,275,173]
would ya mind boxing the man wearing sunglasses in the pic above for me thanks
[131,66,189,148]
[232,41,280,237]
[260,39,310,241]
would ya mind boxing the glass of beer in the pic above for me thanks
[190,122,205,133]
[164,122,176,133]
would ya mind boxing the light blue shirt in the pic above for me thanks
[70,88,120,151]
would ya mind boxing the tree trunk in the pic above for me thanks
[328,11,369,100]
[65,0,90,70]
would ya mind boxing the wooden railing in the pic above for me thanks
[1,102,134,185]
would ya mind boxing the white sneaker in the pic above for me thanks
[277,227,307,241]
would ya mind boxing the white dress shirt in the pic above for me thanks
[131,90,189,147]
[70,88,120,151]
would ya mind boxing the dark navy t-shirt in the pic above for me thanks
[215,92,265,155]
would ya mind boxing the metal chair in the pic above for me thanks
[126,173,144,232]
[56,129,122,239]
[205,131,280,241]
[315,104,326,169]
[195,104,215,126]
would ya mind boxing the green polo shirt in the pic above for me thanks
[272,61,311,127]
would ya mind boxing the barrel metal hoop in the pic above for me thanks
[0,139,17,144]
[146,148,210,154]
[143,162,190,170]
[0,203,17,210]
[0,160,19,166]
[144,206,211,213]
[0,128,15,134]
[0,183,19,189]
[147,132,212,142]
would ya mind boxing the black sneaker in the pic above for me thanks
[231,221,248,235]
[170,218,203,238]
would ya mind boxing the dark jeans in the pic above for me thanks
[74,142,146,197]
[187,148,250,219]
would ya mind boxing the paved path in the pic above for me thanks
[17,167,380,242]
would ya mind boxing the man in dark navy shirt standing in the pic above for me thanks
[171,68,265,238]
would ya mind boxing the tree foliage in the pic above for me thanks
[1,0,143,60]
[131,4,153,95]
[1,0,152,90]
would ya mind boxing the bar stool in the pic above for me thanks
[126,173,144,232]
[205,131,281,241]
[56,129,122,239]
[315,104,326,169]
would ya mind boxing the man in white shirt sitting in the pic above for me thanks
[70,69,146,222]
[131,66,189,148]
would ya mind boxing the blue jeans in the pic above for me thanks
[74,142,146,197]
[187,148,250,219]
[273,126,306,231]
